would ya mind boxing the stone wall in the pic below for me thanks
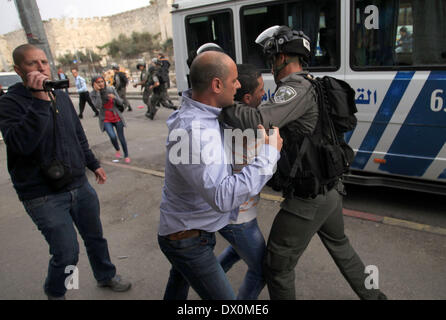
[0,0,173,71]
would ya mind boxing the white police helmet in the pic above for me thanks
[256,25,311,64]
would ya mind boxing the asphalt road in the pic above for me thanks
[0,92,445,300]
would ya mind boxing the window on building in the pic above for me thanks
[240,0,340,72]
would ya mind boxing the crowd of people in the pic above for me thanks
[0,25,388,301]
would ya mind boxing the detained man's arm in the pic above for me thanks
[176,125,281,213]
[221,85,313,130]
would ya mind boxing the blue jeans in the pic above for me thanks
[103,121,128,157]
[218,218,266,300]
[158,231,236,300]
[22,181,116,297]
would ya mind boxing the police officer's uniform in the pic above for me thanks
[138,67,150,107]
[146,62,177,120]
[221,26,386,300]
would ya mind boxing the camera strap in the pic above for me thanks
[28,88,46,92]
[48,91,59,159]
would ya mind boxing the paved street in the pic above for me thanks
[0,91,445,300]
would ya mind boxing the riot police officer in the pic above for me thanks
[133,61,152,116]
[146,58,177,120]
[220,26,387,300]
[111,63,132,112]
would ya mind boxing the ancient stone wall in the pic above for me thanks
[0,0,173,71]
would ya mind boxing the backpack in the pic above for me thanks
[271,75,358,199]
[115,71,128,90]
[156,68,169,85]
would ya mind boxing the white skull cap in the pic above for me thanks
[196,43,223,55]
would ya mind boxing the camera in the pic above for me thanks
[43,79,69,91]
[41,159,73,191]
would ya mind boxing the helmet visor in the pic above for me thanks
[255,25,280,46]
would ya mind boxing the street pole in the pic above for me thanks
[14,0,57,79]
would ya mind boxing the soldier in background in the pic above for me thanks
[157,52,171,89]
[133,61,151,115]
[145,58,177,120]
[111,63,132,112]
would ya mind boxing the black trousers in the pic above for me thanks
[79,91,98,116]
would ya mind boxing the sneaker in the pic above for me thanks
[115,151,122,158]
[97,274,131,292]
[124,157,131,164]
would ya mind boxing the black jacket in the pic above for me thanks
[0,83,100,201]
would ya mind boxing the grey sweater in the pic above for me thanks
[90,86,126,132]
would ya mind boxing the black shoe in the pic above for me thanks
[127,107,133,112]
[377,292,388,300]
[93,113,99,117]
[97,274,131,292]
[78,114,83,119]
[47,294,66,300]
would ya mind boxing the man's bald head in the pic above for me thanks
[190,51,233,93]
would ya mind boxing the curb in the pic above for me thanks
[102,160,446,237]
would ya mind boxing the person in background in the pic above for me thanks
[145,58,177,120]
[90,75,131,164]
[396,26,413,53]
[57,67,69,93]
[157,52,171,89]
[133,61,152,117]
[111,63,132,112]
[71,68,99,119]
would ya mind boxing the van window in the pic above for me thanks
[240,0,340,71]
[352,0,446,69]
[185,10,235,61]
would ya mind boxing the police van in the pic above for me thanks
[171,0,446,195]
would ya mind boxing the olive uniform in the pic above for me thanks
[138,68,150,107]
[146,65,176,120]
[221,71,386,300]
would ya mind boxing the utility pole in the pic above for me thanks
[14,0,57,78]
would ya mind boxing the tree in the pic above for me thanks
[101,32,162,59]
[57,49,102,66]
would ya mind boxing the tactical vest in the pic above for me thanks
[269,75,357,199]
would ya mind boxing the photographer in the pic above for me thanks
[0,44,131,300]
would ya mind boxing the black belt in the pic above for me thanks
[166,229,200,241]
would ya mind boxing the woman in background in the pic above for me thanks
[90,75,131,163]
